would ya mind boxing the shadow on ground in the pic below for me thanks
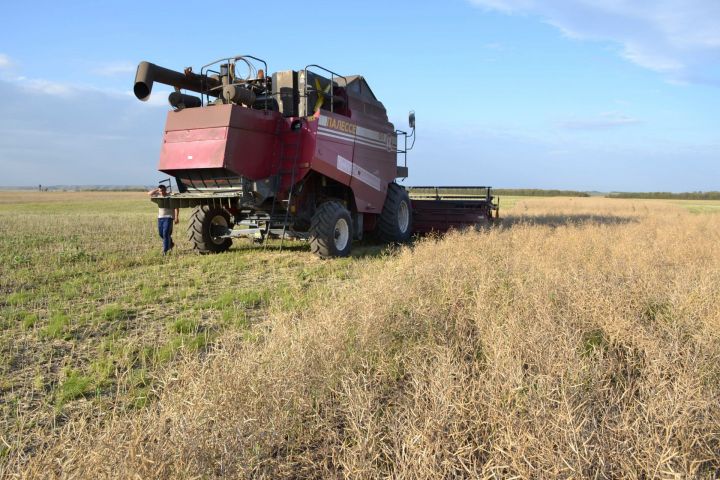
[198,214,637,259]
[232,238,391,259]
[497,214,639,229]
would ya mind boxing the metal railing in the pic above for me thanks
[407,186,494,202]
[199,55,270,110]
[302,64,348,115]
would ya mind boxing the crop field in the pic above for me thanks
[1,192,719,478]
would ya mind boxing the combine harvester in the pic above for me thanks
[134,55,498,258]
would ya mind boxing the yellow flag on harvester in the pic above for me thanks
[313,77,332,115]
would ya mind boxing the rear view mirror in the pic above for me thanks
[409,111,415,129]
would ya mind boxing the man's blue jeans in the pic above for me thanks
[158,217,174,254]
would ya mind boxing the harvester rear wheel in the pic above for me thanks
[188,205,233,254]
[310,201,353,258]
[379,183,412,242]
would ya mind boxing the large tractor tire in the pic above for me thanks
[310,201,353,258]
[379,183,412,242]
[188,205,233,254]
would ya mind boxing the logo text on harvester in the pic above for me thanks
[325,117,357,135]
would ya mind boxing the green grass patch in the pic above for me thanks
[89,356,115,388]
[21,312,39,330]
[680,204,720,214]
[221,310,249,329]
[0,191,391,457]
[4,291,33,306]
[172,317,199,334]
[642,301,671,324]
[495,195,523,210]
[581,329,608,357]
[130,385,153,409]
[55,370,94,406]
[140,284,162,302]
[57,245,95,265]
[101,304,135,322]
[42,312,71,339]
[187,332,216,351]
[203,288,270,310]
[154,337,185,364]
[32,374,45,391]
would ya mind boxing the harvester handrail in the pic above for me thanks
[395,127,416,173]
[200,55,270,110]
[303,64,349,115]
[200,55,268,79]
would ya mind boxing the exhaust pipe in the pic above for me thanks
[133,61,221,101]
[168,92,202,110]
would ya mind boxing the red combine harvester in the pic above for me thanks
[134,55,498,258]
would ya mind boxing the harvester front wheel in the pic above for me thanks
[379,183,412,242]
[188,205,233,254]
[310,201,352,258]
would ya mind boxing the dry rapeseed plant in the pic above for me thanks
[6,197,720,478]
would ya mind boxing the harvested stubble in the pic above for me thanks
[10,198,720,478]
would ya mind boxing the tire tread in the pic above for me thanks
[187,205,232,254]
[309,201,351,258]
[378,183,412,242]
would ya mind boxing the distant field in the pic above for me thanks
[1,192,719,478]
[608,192,720,200]
[606,197,720,214]
[669,200,720,214]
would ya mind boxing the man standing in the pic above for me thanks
[148,185,179,255]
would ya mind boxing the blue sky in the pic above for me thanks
[0,0,718,191]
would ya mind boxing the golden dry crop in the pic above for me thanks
[2,193,719,478]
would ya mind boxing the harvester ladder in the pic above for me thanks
[279,137,302,251]
[265,133,302,251]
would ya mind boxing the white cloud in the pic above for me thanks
[469,0,720,83]
[483,42,505,50]
[93,62,137,77]
[142,89,174,107]
[21,78,76,97]
[0,77,166,186]
[473,0,534,13]
[0,53,12,69]
[415,122,720,191]
[8,73,172,107]
[560,112,641,130]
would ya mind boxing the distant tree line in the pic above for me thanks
[82,187,148,192]
[492,189,590,197]
[9,186,149,192]
[608,191,720,200]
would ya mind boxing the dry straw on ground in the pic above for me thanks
[7,198,720,478]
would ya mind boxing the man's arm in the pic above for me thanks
[148,187,161,197]
[174,208,180,224]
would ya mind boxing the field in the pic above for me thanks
[1,192,719,478]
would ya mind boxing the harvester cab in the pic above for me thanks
[135,55,497,258]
